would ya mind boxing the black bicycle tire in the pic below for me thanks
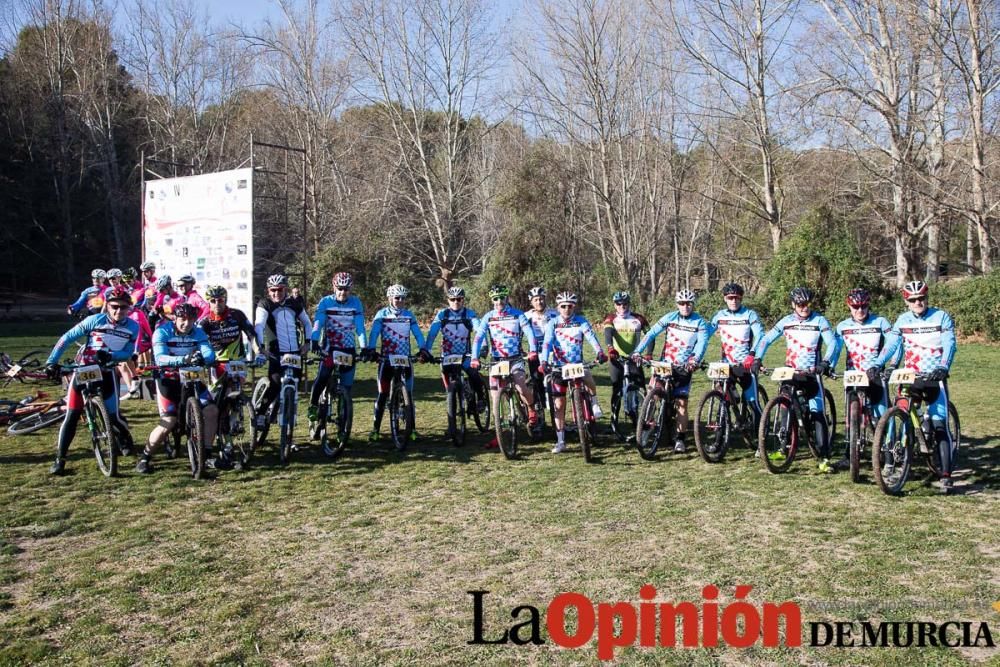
[88,395,117,477]
[574,388,593,463]
[758,395,797,473]
[635,388,666,460]
[6,404,65,435]
[186,396,205,479]
[695,389,729,463]
[279,384,296,464]
[872,406,913,496]
[848,394,862,483]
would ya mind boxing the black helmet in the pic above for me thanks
[790,287,813,305]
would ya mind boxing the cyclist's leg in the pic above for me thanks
[582,369,602,416]
[340,360,356,398]
[510,361,535,412]
[867,378,888,421]
[141,378,180,467]
[463,360,486,403]
[671,370,693,440]
[310,361,333,407]
[804,376,829,457]
[52,384,85,469]
[549,375,568,449]
[608,358,624,416]
[199,383,220,455]
[257,356,282,413]
[371,359,391,433]
[923,381,952,476]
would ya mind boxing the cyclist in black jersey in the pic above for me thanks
[253,274,311,417]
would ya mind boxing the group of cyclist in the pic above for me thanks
[43,265,957,489]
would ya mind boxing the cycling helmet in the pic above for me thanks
[205,285,228,300]
[386,284,408,299]
[91,269,107,280]
[556,291,578,305]
[155,275,172,292]
[528,286,546,298]
[846,288,871,307]
[613,290,630,304]
[722,282,745,297]
[173,302,198,319]
[106,268,123,280]
[790,287,813,305]
[266,274,289,288]
[140,261,156,272]
[122,267,137,282]
[104,286,132,305]
[333,272,353,289]
[902,280,928,299]
[675,289,697,303]
[446,286,465,299]
[177,274,195,284]
[488,284,509,300]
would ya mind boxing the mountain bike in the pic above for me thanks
[252,353,303,464]
[871,369,961,496]
[162,365,213,479]
[489,358,530,460]
[609,357,646,443]
[211,360,257,469]
[1,350,52,388]
[694,362,769,463]
[757,367,836,473]
[55,363,121,477]
[381,353,418,451]
[842,369,885,483]
[5,393,67,434]
[309,351,354,459]
[437,353,490,447]
[547,361,602,462]
[635,361,696,461]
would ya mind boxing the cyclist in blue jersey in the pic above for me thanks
[362,284,426,443]
[710,283,766,424]
[45,287,140,474]
[67,269,108,318]
[422,286,488,412]
[753,287,837,472]
[540,292,607,453]
[309,271,367,436]
[137,302,217,474]
[873,280,957,492]
[634,289,712,453]
[830,288,894,470]
[471,284,539,446]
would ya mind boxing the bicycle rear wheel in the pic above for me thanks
[695,390,730,463]
[758,395,797,473]
[872,406,913,496]
[822,387,837,456]
[926,401,961,477]
[185,397,205,479]
[87,396,117,477]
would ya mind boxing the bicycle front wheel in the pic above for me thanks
[87,396,117,478]
[447,383,466,447]
[695,390,730,463]
[635,389,667,461]
[758,395,797,473]
[847,395,863,483]
[185,397,205,479]
[823,386,837,456]
[251,378,271,447]
[278,385,296,464]
[388,380,412,452]
[573,388,594,463]
[229,394,256,467]
[494,390,518,460]
[872,406,913,496]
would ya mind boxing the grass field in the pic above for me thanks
[0,321,998,665]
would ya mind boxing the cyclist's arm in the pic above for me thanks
[583,320,603,357]
[253,305,268,347]
[471,317,488,357]
[541,320,555,364]
[874,321,902,368]
[692,319,711,363]
[46,315,96,364]
[424,310,444,351]
[831,325,846,369]
[311,296,328,344]
[520,313,536,353]
[354,307,367,349]
[753,320,783,359]
[68,288,90,314]
[635,315,668,355]
[409,315,426,350]
[820,317,836,364]
[237,311,261,357]
[368,313,383,350]
[602,315,615,348]
[195,328,216,365]
[940,311,956,368]
[152,327,185,367]
[749,312,765,353]
[297,308,312,339]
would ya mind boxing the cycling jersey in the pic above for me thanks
[754,311,835,371]
[180,290,211,320]
[635,311,711,366]
[876,308,956,373]
[311,294,367,351]
[425,306,478,356]
[68,285,107,316]
[471,305,537,359]
[710,306,765,364]
[152,322,216,368]
[833,314,893,371]
[153,290,184,321]
[129,308,153,355]
[525,308,558,352]
[254,297,311,356]
[47,313,140,365]
[542,314,603,364]
[602,311,648,355]
[369,306,425,355]
[140,278,158,311]
[198,308,258,361]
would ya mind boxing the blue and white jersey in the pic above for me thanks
[311,294,366,351]
[369,307,425,356]
[525,307,558,352]
[754,311,835,371]
[471,305,537,360]
[542,314,603,365]
[710,306,765,364]
[834,314,892,371]
[152,322,216,368]
[635,311,711,366]
[875,308,956,373]
[47,313,139,365]
[425,306,478,356]
[68,285,106,316]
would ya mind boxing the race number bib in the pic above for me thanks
[889,369,916,385]
[331,352,353,366]
[843,370,869,387]
[389,355,410,368]
[280,354,302,367]
[649,361,672,377]
[224,361,247,378]
[560,363,585,379]
[179,368,208,383]
[707,363,731,380]
[771,367,795,382]
[441,354,463,366]
[74,365,102,385]
[489,360,511,377]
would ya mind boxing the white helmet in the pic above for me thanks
[556,291,578,305]
[387,284,408,299]
[528,286,546,298]
[675,289,697,303]
[266,274,288,288]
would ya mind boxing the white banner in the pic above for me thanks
[143,168,254,315]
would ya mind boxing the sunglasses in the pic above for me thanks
[107,303,126,310]
[677,301,694,307]
[614,301,628,306]
[907,297,927,303]
[558,304,575,309]
[448,297,464,302]
[208,298,226,303]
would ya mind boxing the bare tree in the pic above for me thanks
[339,0,503,287]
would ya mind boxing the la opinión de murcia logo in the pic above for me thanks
[468,587,996,660]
